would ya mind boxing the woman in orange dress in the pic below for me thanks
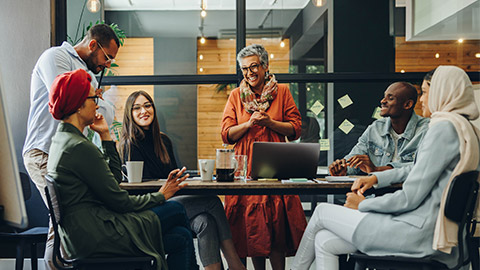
[221,44,307,270]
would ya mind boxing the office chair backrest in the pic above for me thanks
[444,171,479,222]
[444,170,479,270]
[45,175,73,270]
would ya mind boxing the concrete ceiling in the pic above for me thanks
[104,0,311,11]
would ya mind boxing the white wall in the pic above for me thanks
[0,0,51,171]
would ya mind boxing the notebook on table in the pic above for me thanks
[250,142,320,180]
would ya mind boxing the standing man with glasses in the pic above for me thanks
[22,24,119,270]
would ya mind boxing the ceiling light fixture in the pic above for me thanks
[475,53,480,58]
[201,10,207,18]
[280,41,285,48]
[400,69,405,73]
[311,0,326,7]
[458,38,464,43]
[199,54,204,60]
[200,37,206,44]
[435,53,440,58]
[87,0,101,13]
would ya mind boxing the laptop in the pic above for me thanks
[250,142,320,180]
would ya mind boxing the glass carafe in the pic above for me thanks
[216,148,236,182]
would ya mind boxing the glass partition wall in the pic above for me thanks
[62,0,480,169]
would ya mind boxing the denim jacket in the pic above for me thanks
[344,112,430,175]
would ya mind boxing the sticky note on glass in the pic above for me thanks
[339,119,354,134]
[337,94,353,109]
[320,139,330,151]
[372,107,382,119]
[310,100,324,116]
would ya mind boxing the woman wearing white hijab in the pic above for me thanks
[291,65,480,270]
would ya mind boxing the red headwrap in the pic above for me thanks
[48,69,92,120]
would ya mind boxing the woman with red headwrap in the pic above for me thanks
[46,69,198,270]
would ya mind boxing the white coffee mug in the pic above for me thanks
[122,161,144,183]
[198,159,215,181]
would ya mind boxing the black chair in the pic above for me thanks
[350,170,480,270]
[44,175,156,270]
[0,172,48,270]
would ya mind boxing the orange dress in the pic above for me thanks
[221,84,307,257]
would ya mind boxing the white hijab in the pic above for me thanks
[430,66,480,253]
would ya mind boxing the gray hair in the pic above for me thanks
[236,44,269,69]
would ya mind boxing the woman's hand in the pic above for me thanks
[253,111,272,127]
[249,111,266,126]
[344,192,365,209]
[89,113,111,140]
[159,167,189,200]
[351,175,378,195]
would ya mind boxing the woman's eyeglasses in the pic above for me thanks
[241,63,260,74]
[86,95,99,105]
[132,102,153,111]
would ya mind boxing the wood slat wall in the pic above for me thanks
[395,37,480,116]
[395,37,480,72]
[197,39,290,160]
[103,38,154,124]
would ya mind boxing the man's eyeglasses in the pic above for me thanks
[241,63,260,74]
[132,102,153,111]
[86,95,99,105]
[97,42,116,64]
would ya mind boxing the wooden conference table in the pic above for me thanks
[120,178,401,196]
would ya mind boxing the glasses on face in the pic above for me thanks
[132,102,153,112]
[86,95,99,105]
[97,42,116,64]
[241,63,260,74]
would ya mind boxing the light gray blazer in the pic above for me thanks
[352,121,473,268]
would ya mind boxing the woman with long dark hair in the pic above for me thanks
[120,90,245,270]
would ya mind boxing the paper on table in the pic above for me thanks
[310,100,324,116]
[281,179,315,184]
[337,94,353,109]
[338,119,354,134]
[325,176,356,182]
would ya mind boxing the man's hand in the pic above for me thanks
[347,155,377,174]
[351,175,378,195]
[159,167,189,200]
[95,88,104,100]
[328,159,347,176]
[344,192,365,209]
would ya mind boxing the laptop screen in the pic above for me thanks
[250,142,320,180]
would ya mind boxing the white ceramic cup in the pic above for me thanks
[122,161,144,183]
[198,159,215,181]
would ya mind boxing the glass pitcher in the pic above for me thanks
[216,148,237,182]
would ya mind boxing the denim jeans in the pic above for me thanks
[150,201,198,270]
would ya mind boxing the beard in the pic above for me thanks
[85,51,103,74]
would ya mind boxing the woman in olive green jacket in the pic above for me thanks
[46,69,197,270]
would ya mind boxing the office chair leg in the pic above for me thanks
[31,242,38,270]
[15,240,25,270]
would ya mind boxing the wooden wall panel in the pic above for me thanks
[396,37,480,116]
[395,37,480,72]
[197,39,290,160]
[103,38,154,124]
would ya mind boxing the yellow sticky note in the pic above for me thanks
[339,119,354,134]
[320,139,330,151]
[337,94,353,109]
[310,100,324,116]
[372,107,382,119]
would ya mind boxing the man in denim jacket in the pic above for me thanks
[329,82,429,176]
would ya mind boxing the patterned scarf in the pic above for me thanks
[240,73,278,114]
